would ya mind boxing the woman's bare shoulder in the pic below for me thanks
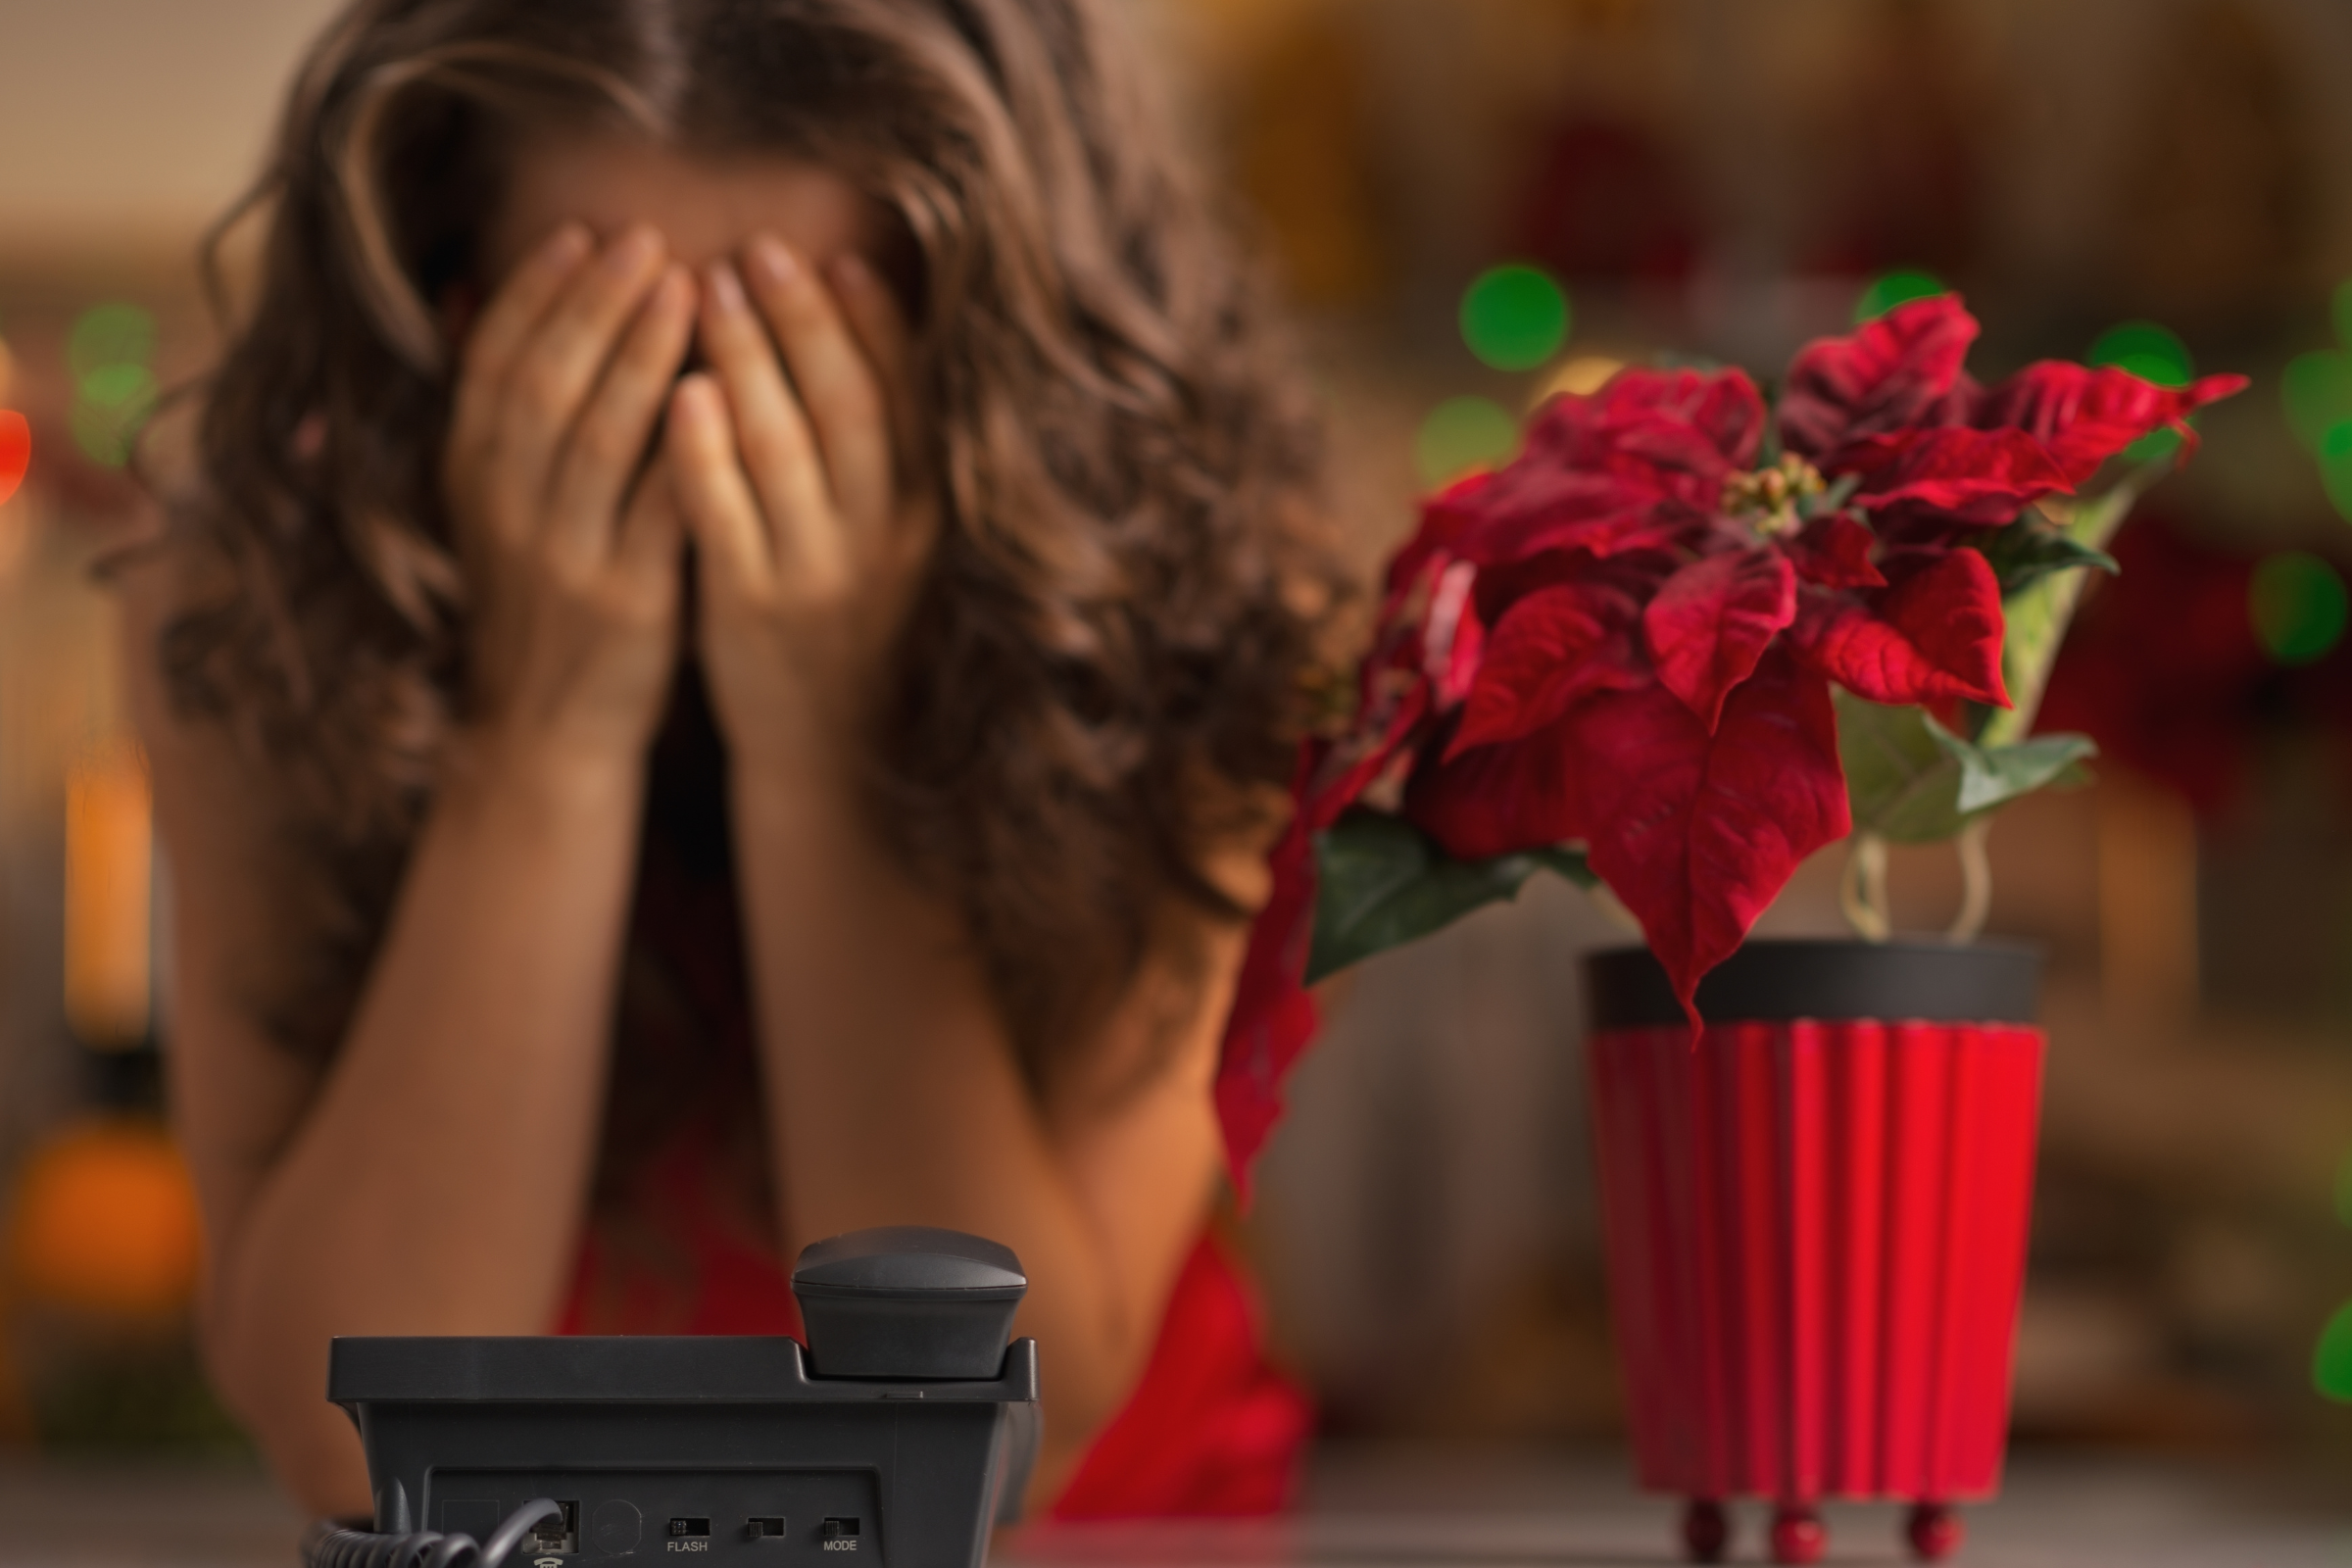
[112,537,310,993]
[112,534,229,747]
[111,535,327,1207]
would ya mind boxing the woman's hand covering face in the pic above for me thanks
[665,234,934,775]
[441,223,696,765]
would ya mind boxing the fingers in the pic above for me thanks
[614,453,686,585]
[665,373,781,596]
[449,223,591,448]
[742,235,895,525]
[479,226,672,543]
[826,251,923,492]
[543,264,697,569]
[695,258,838,573]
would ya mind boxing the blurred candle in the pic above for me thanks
[64,744,153,1048]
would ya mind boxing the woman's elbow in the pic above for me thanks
[199,1297,373,1520]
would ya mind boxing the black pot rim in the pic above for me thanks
[1585,938,2043,1029]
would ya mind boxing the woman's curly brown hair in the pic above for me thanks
[168,0,1343,1084]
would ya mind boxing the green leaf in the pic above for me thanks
[1978,515,2120,597]
[1932,723,2099,814]
[1979,464,2161,752]
[1306,812,1588,983]
[1838,695,1965,843]
[1838,691,2099,844]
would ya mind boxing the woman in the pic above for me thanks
[120,0,1340,1521]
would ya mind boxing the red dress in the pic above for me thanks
[556,1131,1309,1517]
[556,681,1312,1517]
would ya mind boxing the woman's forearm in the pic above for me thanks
[729,767,1186,1484]
[203,738,644,1513]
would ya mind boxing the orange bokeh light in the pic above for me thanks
[7,1120,202,1319]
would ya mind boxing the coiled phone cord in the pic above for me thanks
[303,1495,564,1568]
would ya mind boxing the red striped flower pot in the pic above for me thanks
[1583,941,2044,1566]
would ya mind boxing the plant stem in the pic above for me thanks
[1839,831,1891,942]
[1946,817,1992,943]
[1978,466,2156,750]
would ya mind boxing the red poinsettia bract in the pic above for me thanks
[1343,295,2238,1013]
[1211,293,2241,1186]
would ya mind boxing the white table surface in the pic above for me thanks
[1,1445,2344,1567]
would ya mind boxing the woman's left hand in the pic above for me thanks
[666,234,934,778]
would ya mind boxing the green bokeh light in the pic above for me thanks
[2282,351,2352,451]
[72,403,138,468]
[68,303,157,386]
[71,365,157,468]
[1459,265,1569,372]
[2087,320,2192,389]
[2316,1300,2352,1402]
[71,369,156,469]
[1851,268,1944,322]
[67,303,160,467]
[2320,420,2352,523]
[1415,396,1519,486]
[2123,427,2183,466]
[2099,324,2194,461]
[2249,550,2349,665]
[79,363,154,411]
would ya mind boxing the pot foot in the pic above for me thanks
[1769,1503,1826,1565]
[1907,1502,1963,1561]
[1681,1499,1729,1563]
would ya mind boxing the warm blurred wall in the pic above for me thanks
[0,0,345,258]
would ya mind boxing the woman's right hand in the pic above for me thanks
[442,222,697,768]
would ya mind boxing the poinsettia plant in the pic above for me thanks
[1212,294,2243,1187]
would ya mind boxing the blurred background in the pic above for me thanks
[3,0,2352,1493]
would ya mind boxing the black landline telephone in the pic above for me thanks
[304,1227,1041,1568]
